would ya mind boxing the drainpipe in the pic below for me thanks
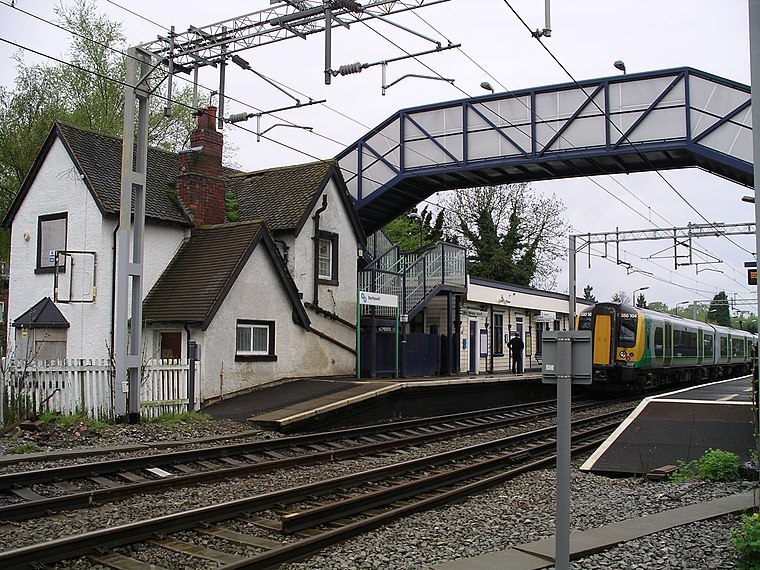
[311,195,328,306]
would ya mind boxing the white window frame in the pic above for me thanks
[235,320,276,361]
[318,238,333,280]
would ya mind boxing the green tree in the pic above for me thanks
[0,0,202,260]
[647,301,669,314]
[635,293,648,309]
[440,183,568,288]
[706,292,732,326]
[583,285,596,302]
[383,206,446,251]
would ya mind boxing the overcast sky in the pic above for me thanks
[0,0,755,311]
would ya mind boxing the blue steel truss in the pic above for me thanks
[336,67,752,233]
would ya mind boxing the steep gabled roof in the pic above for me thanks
[12,297,69,329]
[3,121,193,227]
[142,220,310,331]
[228,160,365,241]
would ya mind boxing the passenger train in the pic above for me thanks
[577,302,756,391]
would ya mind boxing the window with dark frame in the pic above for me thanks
[235,320,276,362]
[36,213,68,274]
[317,231,339,284]
[493,313,504,356]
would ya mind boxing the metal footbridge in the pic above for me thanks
[337,67,752,233]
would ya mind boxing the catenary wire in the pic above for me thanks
[3,1,752,300]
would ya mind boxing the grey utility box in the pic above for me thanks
[541,330,593,385]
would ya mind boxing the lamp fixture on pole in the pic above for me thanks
[614,60,626,74]
[632,286,649,305]
[480,81,494,93]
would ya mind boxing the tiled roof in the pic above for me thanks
[228,160,335,231]
[143,221,309,330]
[55,122,192,225]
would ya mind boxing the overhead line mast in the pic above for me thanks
[115,0,455,421]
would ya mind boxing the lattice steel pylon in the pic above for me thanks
[115,0,454,421]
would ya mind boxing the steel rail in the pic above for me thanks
[279,422,614,534]
[0,400,573,522]
[0,398,564,489]
[0,410,630,568]
[221,438,606,570]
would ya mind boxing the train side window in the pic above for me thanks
[732,337,744,357]
[720,336,728,357]
[654,327,663,357]
[704,335,714,358]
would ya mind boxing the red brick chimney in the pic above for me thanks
[176,106,225,225]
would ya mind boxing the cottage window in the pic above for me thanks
[235,320,276,362]
[36,213,67,274]
[317,231,338,284]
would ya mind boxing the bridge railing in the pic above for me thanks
[338,67,752,209]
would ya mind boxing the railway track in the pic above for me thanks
[0,408,631,569]
[0,398,616,522]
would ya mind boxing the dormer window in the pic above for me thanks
[36,212,67,274]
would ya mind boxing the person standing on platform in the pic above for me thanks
[507,334,524,374]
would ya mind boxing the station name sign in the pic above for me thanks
[358,291,398,308]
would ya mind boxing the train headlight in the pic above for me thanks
[619,350,627,358]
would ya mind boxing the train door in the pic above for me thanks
[697,329,704,365]
[664,322,673,367]
[591,309,615,366]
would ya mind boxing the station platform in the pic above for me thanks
[202,371,548,432]
[581,377,756,475]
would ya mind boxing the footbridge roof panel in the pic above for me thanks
[336,67,752,233]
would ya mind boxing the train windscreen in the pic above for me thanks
[618,312,638,347]
[578,315,592,330]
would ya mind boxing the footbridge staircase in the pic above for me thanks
[359,230,466,320]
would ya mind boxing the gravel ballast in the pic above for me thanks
[0,414,753,569]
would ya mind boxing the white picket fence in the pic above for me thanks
[0,358,196,423]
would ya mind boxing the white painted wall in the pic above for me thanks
[7,137,187,361]
[190,242,355,403]
[291,177,359,350]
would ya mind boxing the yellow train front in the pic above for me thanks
[577,302,755,392]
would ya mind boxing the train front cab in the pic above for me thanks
[577,303,643,389]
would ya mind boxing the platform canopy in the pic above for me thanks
[336,67,752,233]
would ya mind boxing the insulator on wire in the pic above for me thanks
[332,0,362,12]
[227,112,251,124]
[337,62,365,76]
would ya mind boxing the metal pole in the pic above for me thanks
[749,0,760,454]
[395,307,400,378]
[569,235,577,330]
[324,6,332,85]
[356,290,361,380]
[555,333,572,570]
[116,47,150,423]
